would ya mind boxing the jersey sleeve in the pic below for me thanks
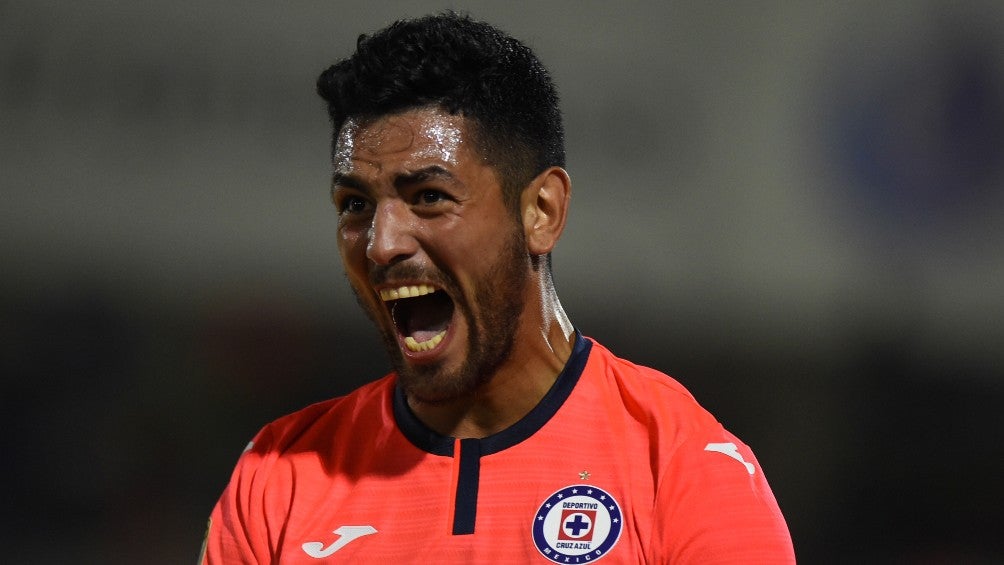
[201,425,278,565]
[651,427,796,563]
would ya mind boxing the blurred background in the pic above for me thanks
[2,1,1002,562]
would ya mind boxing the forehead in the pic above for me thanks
[333,108,474,172]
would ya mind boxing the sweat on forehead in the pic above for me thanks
[332,110,469,173]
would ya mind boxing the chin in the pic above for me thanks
[395,359,484,405]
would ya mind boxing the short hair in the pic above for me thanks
[316,12,565,208]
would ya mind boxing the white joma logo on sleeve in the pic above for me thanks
[704,442,755,475]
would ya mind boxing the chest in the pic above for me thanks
[270,427,656,563]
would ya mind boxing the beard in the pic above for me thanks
[352,229,530,404]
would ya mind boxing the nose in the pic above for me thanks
[366,200,418,265]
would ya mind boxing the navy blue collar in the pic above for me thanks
[393,331,592,456]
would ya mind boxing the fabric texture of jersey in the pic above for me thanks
[204,334,795,563]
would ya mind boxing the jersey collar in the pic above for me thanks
[393,331,592,456]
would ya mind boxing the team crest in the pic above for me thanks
[531,484,623,562]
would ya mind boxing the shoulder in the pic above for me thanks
[584,338,697,397]
[218,374,397,513]
[582,340,795,561]
[247,373,395,458]
[205,374,399,562]
[582,337,720,433]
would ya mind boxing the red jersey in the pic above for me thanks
[203,335,795,563]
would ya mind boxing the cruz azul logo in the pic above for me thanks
[532,485,623,562]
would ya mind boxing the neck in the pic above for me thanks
[408,268,574,438]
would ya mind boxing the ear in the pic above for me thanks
[521,166,571,255]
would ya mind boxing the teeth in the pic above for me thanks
[404,330,446,352]
[380,284,437,302]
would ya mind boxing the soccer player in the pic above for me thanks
[202,12,795,563]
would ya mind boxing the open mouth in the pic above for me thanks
[379,284,455,353]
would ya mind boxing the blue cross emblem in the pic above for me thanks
[531,484,623,562]
[564,513,591,537]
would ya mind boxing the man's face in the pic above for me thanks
[331,107,529,403]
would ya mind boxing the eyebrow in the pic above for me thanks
[393,165,457,189]
[332,166,458,194]
[331,172,366,192]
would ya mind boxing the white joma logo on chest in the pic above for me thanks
[302,525,378,558]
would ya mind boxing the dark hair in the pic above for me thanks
[316,12,565,207]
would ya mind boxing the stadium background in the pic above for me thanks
[3,1,1002,562]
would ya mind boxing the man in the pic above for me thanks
[203,12,795,563]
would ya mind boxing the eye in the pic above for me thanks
[416,189,448,206]
[336,194,371,215]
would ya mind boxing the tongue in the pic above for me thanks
[395,292,453,342]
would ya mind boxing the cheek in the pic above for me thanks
[439,232,505,281]
[338,227,370,270]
